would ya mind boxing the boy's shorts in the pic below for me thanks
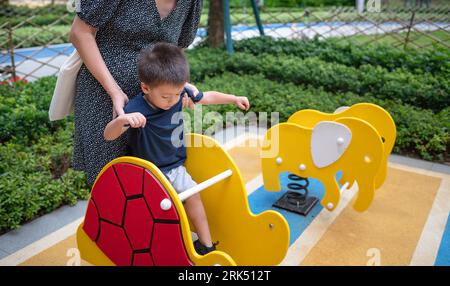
[163,165,198,194]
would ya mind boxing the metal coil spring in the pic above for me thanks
[287,174,310,204]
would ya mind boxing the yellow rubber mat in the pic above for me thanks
[227,137,263,182]
[20,235,90,266]
[300,166,443,266]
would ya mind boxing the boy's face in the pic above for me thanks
[141,82,186,110]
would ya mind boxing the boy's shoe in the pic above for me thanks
[193,240,218,255]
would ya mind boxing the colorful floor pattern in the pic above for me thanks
[1,135,449,266]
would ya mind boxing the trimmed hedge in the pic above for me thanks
[187,47,229,83]
[0,77,66,145]
[232,36,450,76]
[0,126,89,233]
[0,78,89,234]
[188,50,449,112]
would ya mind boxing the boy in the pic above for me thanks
[104,42,250,255]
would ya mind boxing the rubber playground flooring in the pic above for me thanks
[10,136,450,266]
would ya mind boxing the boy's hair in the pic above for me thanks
[138,42,190,87]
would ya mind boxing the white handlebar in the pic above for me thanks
[178,169,233,202]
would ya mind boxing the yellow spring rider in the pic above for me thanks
[77,134,290,266]
[261,103,396,212]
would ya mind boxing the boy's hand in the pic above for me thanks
[234,96,250,111]
[120,112,146,128]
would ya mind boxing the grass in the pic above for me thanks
[340,30,449,50]
[198,8,450,27]
[0,25,70,48]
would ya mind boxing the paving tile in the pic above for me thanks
[0,201,87,254]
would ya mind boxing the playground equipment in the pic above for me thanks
[76,134,290,266]
[76,103,395,266]
[288,103,396,191]
[261,103,396,212]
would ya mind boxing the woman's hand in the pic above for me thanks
[111,89,129,118]
[234,96,250,111]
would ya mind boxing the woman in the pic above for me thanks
[70,0,203,186]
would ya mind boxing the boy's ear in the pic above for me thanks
[141,82,151,94]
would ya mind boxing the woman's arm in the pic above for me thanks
[69,16,128,116]
[198,91,250,111]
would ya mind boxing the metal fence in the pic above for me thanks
[0,3,73,81]
[1,2,449,82]
[227,5,449,48]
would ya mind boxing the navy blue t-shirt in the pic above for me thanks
[123,87,204,172]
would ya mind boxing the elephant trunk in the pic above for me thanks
[352,177,376,212]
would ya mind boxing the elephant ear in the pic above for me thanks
[311,121,352,168]
[333,106,350,114]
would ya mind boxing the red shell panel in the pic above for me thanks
[83,199,99,241]
[114,163,144,197]
[91,167,126,225]
[151,223,191,266]
[124,198,154,250]
[97,221,133,266]
[133,253,154,266]
[143,170,179,221]
[85,163,193,266]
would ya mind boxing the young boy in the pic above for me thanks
[104,42,250,255]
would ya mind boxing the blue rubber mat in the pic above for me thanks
[247,172,344,246]
[435,213,450,266]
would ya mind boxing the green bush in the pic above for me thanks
[0,125,89,233]
[233,37,450,76]
[187,45,449,111]
[187,47,229,83]
[0,77,88,233]
[221,52,449,111]
[0,77,67,145]
[0,165,89,232]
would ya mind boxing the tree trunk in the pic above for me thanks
[207,0,224,48]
